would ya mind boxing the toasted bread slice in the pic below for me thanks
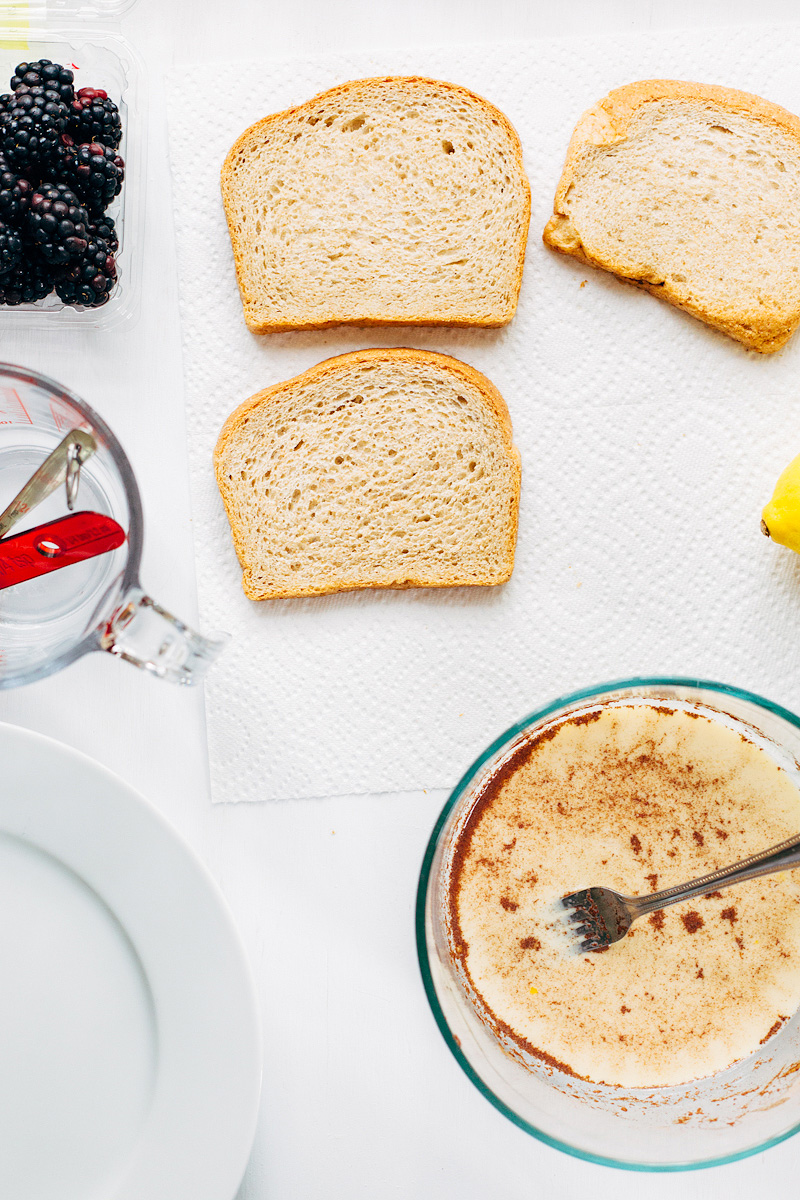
[543,80,800,352]
[214,349,521,600]
[221,77,530,333]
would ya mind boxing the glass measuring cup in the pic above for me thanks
[0,363,226,688]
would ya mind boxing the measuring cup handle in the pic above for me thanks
[100,587,228,685]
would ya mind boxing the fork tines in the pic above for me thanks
[561,888,611,953]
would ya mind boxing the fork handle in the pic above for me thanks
[633,832,800,916]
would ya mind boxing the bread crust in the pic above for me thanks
[543,79,800,353]
[221,76,531,334]
[214,348,521,600]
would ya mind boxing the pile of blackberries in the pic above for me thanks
[0,60,124,308]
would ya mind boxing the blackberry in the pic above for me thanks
[25,182,89,266]
[11,60,74,105]
[88,213,118,253]
[57,140,124,213]
[0,219,22,273]
[55,233,116,307]
[0,255,55,304]
[0,157,33,225]
[48,131,75,180]
[69,88,122,150]
[0,83,69,173]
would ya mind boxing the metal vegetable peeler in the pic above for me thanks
[0,428,97,540]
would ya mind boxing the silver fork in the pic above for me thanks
[561,832,800,952]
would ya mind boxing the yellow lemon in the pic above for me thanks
[762,452,800,552]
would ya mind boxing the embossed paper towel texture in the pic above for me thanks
[168,28,800,802]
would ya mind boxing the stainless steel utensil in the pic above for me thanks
[562,832,800,951]
[0,429,97,539]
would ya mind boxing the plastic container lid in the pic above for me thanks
[2,1,138,25]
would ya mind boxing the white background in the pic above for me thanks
[4,0,800,1196]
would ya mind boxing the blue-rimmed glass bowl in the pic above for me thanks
[416,678,800,1171]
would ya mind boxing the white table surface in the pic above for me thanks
[4,0,800,1196]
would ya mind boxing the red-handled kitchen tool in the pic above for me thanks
[0,511,126,590]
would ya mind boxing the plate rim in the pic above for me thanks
[0,719,262,1200]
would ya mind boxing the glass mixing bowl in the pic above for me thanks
[417,677,800,1171]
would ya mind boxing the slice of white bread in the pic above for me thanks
[214,349,521,600]
[543,80,800,352]
[220,77,530,333]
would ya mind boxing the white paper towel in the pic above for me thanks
[167,27,800,802]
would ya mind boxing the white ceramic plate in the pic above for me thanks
[0,722,261,1200]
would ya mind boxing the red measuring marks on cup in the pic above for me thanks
[50,398,81,433]
[0,387,33,425]
[0,511,126,590]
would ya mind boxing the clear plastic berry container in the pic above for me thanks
[0,0,143,330]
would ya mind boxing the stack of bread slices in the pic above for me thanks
[216,73,800,601]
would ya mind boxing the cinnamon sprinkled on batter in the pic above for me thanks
[760,1016,788,1044]
[448,702,800,1087]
